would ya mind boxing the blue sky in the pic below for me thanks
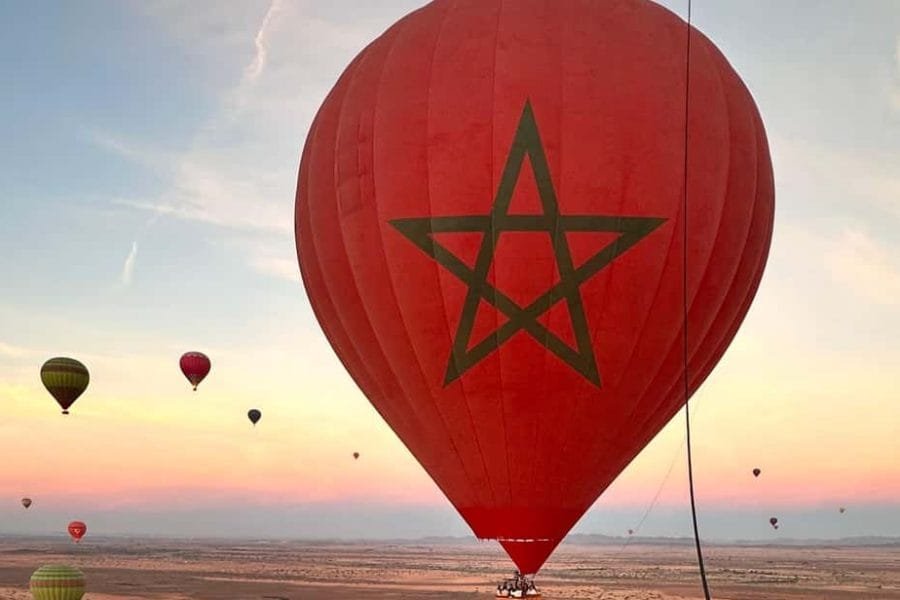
[2,0,900,544]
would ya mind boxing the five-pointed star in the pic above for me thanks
[390,101,666,387]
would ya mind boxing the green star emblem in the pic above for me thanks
[390,101,666,387]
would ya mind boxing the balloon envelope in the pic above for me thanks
[352,452,360,460]
[752,468,761,477]
[30,565,85,600]
[67,521,86,543]
[296,0,773,575]
[248,409,262,425]
[769,517,778,528]
[21,497,32,509]
[40,358,89,414]
[180,352,211,390]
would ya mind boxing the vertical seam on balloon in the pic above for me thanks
[492,0,513,516]
[345,17,480,505]
[684,107,770,399]
[626,44,758,456]
[618,38,737,442]
[649,47,752,417]
[372,0,490,502]
[438,0,499,510]
[564,14,698,507]
[566,159,684,504]
[542,0,569,515]
[300,69,377,397]
[307,47,417,469]
[576,34,732,500]
[574,10,676,493]
[299,57,429,480]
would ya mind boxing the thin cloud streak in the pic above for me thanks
[121,241,139,286]
[826,228,900,306]
[893,36,900,113]
[243,0,284,84]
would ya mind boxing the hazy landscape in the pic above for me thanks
[1,537,898,599]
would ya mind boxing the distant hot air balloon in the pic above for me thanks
[769,517,779,530]
[839,507,846,514]
[21,497,32,509]
[67,521,86,543]
[752,468,761,478]
[179,352,211,391]
[627,529,634,536]
[248,409,262,425]
[30,565,85,600]
[296,0,774,575]
[40,358,89,415]
[353,452,360,460]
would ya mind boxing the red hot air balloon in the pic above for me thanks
[67,521,87,543]
[296,0,773,576]
[752,468,761,478]
[180,352,211,391]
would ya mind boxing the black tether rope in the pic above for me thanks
[682,1,712,598]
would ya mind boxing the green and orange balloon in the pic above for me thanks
[40,358,89,415]
[29,565,85,600]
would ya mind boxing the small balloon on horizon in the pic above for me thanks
[67,521,87,543]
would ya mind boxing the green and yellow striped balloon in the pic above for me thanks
[29,565,85,600]
[40,358,89,415]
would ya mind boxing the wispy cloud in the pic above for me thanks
[121,241,139,286]
[93,2,401,279]
[825,228,900,306]
[243,0,284,84]
[893,36,900,113]
[771,135,900,220]
[0,341,39,359]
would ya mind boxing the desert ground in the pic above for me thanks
[0,538,897,599]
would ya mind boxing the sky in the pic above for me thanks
[1,0,900,545]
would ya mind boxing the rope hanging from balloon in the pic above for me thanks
[682,1,713,599]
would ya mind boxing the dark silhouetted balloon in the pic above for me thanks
[839,507,846,514]
[248,409,262,425]
[40,358,89,415]
[296,0,774,575]
[769,517,778,529]
[21,497,32,509]
[353,452,360,460]
[67,521,87,543]
[752,468,761,478]
[180,352,211,391]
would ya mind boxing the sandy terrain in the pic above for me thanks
[0,538,897,599]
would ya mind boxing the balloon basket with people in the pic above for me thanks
[495,572,541,599]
